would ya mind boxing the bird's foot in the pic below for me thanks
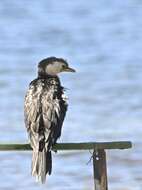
[52,143,58,153]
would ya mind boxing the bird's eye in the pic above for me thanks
[62,65,66,69]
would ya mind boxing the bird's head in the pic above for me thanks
[38,57,76,77]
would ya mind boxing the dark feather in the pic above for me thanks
[24,75,68,181]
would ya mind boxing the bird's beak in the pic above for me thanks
[64,67,76,72]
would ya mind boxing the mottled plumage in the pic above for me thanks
[24,57,75,183]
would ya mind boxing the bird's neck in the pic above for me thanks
[38,73,59,80]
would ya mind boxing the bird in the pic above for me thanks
[24,57,75,183]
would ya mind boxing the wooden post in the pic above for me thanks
[93,149,108,190]
[0,141,132,189]
[0,141,132,151]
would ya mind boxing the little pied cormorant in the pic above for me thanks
[24,57,75,183]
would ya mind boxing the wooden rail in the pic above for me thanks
[0,141,132,190]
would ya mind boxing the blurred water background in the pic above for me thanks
[0,0,142,189]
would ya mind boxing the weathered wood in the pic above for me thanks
[0,141,132,151]
[93,150,108,190]
[0,142,132,189]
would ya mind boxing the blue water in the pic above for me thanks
[0,0,142,189]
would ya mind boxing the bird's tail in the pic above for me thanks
[31,148,52,183]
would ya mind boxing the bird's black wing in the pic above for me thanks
[24,78,68,151]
